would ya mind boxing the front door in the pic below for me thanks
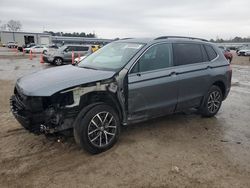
[127,43,178,121]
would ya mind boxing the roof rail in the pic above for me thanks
[155,36,208,42]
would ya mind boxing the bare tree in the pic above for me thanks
[0,23,7,31]
[6,20,22,32]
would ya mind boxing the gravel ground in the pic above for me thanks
[0,47,250,188]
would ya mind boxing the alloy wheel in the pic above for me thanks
[55,58,62,65]
[87,111,117,148]
[207,91,221,113]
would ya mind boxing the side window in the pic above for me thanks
[173,43,204,66]
[73,46,80,51]
[78,46,90,51]
[204,45,217,61]
[66,46,74,51]
[133,43,172,73]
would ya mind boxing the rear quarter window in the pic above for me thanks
[204,45,218,61]
[173,43,204,66]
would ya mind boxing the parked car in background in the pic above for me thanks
[237,47,250,56]
[43,45,92,66]
[218,46,233,62]
[91,45,101,52]
[218,46,230,52]
[7,41,18,48]
[220,49,233,63]
[18,43,36,52]
[24,45,48,54]
[47,44,58,49]
[11,36,232,154]
[245,51,250,56]
[31,45,48,54]
[45,44,59,53]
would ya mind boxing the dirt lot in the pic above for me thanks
[0,47,250,188]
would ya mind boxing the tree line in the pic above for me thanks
[43,31,95,38]
[210,37,250,43]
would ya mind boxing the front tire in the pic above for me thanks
[74,104,120,154]
[200,85,223,117]
[53,57,63,66]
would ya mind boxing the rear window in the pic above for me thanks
[204,45,218,61]
[173,43,204,66]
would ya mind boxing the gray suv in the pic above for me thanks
[10,36,232,154]
[43,44,92,65]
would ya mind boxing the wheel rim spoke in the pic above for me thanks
[103,112,109,124]
[96,114,103,124]
[99,132,102,147]
[104,131,108,145]
[106,125,116,129]
[91,120,99,128]
[108,116,113,126]
[104,130,115,136]
[88,128,99,135]
[91,133,100,142]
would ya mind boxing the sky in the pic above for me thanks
[0,0,250,40]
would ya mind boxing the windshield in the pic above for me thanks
[78,42,144,71]
[58,45,68,51]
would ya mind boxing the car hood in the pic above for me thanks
[16,65,116,96]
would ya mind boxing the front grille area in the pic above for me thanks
[10,86,42,132]
[43,55,49,62]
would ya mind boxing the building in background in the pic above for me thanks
[0,31,52,46]
[0,31,114,46]
[52,36,113,46]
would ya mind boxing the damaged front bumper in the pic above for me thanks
[10,95,45,133]
[10,86,79,135]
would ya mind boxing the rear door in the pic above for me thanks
[128,43,178,121]
[172,43,212,110]
[64,46,75,61]
[77,46,90,56]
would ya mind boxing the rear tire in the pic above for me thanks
[74,104,120,154]
[200,85,223,117]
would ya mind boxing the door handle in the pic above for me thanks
[136,73,141,77]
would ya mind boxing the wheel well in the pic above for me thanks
[213,81,226,98]
[79,91,122,120]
